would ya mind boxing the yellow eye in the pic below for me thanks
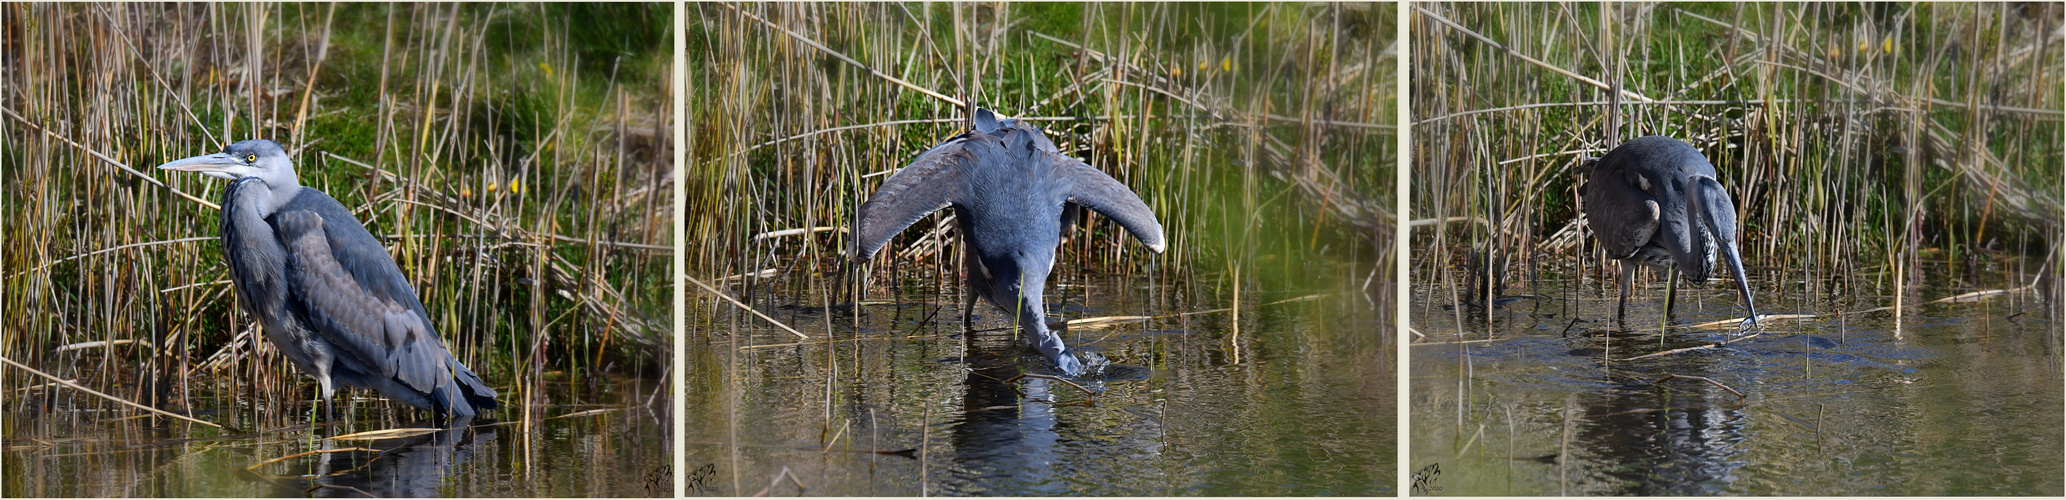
[245,154,257,163]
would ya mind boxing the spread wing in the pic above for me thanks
[1058,156,1166,253]
[272,207,454,399]
[852,136,971,261]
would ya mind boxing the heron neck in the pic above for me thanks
[231,177,301,217]
[1680,174,1721,281]
[263,170,302,200]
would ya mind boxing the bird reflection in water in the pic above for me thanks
[241,421,495,497]
[1568,382,1749,495]
[940,332,1156,495]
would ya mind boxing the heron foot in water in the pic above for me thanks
[1040,348,1115,378]
[1734,315,1762,336]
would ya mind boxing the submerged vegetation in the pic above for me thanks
[1412,2,2062,314]
[3,3,673,429]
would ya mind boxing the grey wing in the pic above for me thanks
[1582,165,1660,260]
[272,209,452,398]
[1057,156,1166,253]
[852,139,970,261]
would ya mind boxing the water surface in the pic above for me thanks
[689,273,1392,496]
[1408,267,2061,495]
[4,375,671,497]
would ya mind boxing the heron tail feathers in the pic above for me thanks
[413,355,497,418]
[973,107,1003,133]
[447,356,499,413]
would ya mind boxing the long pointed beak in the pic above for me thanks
[1692,175,1760,331]
[1720,238,1759,330]
[157,153,249,181]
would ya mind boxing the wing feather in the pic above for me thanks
[1058,157,1166,253]
[1583,161,1660,260]
[274,210,447,396]
[852,138,971,261]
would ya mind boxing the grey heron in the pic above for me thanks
[852,108,1166,377]
[1582,135,1759,331]
[159,139,498,419]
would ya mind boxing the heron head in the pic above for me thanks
[158,139,297,189]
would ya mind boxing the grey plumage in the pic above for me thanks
[162,139,497,419]
[853,108,1165,377]
[1582,135,1760,330]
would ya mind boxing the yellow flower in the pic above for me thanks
[538,62,553,76]
[1221,55,1233,72]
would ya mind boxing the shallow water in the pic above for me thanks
[3,375,671,497]
[688,273,1392,496]
[1408,267,2062,496]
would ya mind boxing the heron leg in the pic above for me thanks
[1615,261,1634,328]
[962,288,976,335]
[1661,265,1678,346]
[1663,265,1679,321]
[317,376,335,424]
